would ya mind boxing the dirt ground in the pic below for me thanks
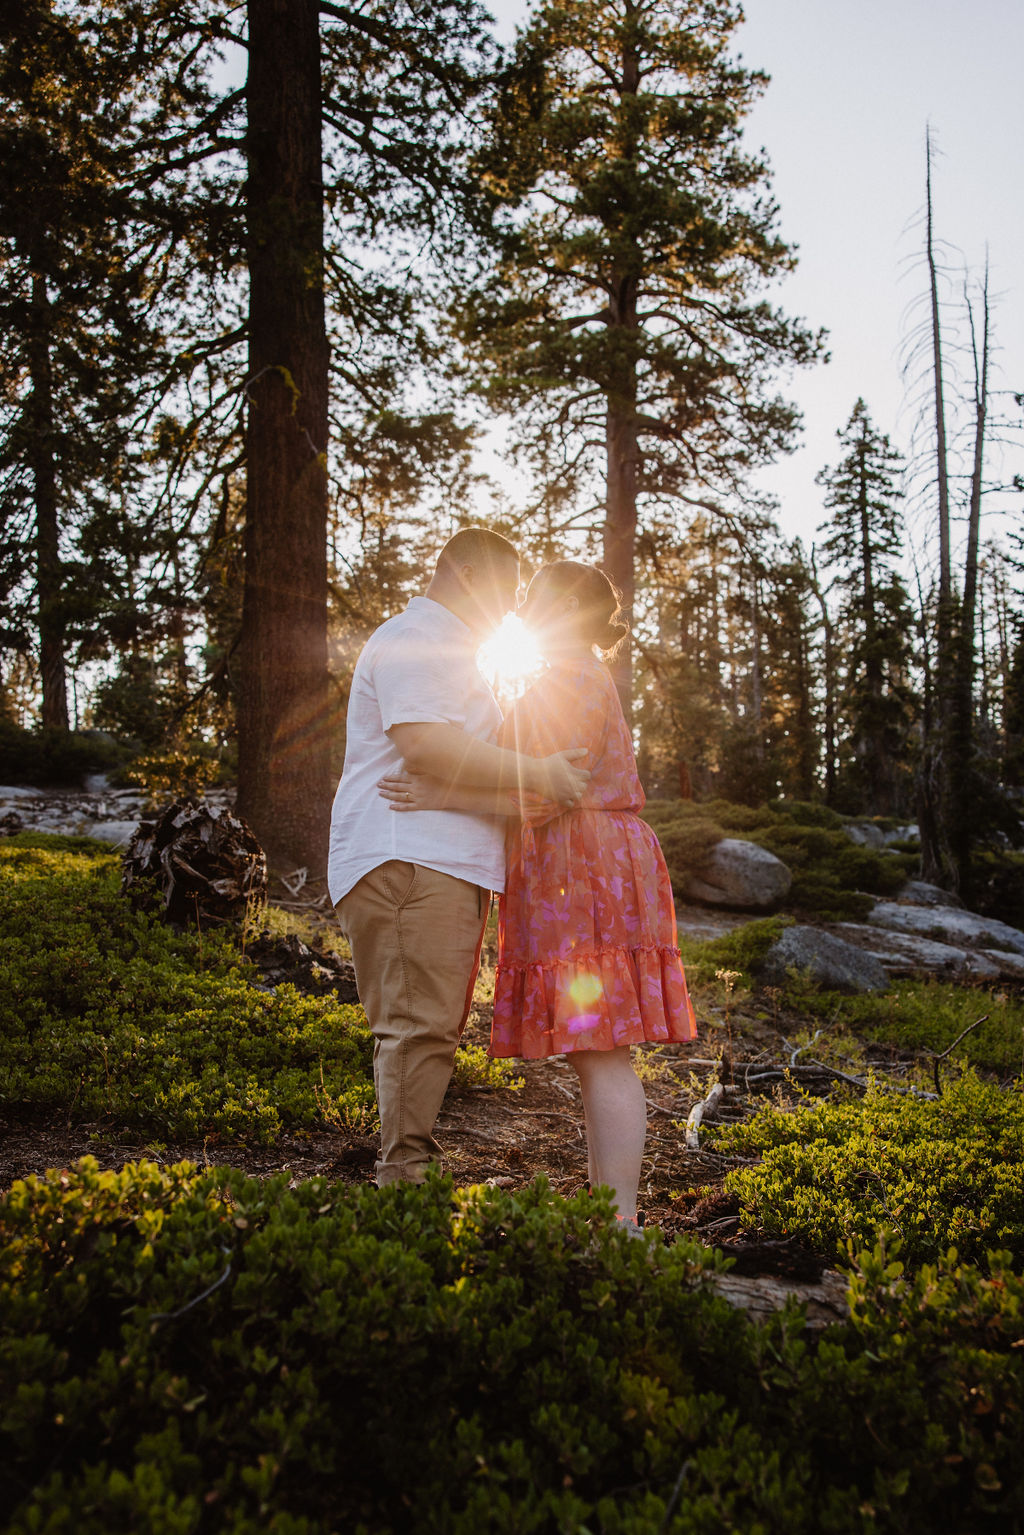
[0,885,882,1269]
[0,983,818,1264]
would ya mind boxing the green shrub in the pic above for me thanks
[713,1073,1024,1270]
[450,1041,523,1092]
[0,723,127,786]
[766,799,848,830]
[678,916,793,987]
[701,798,777,833]
[786,975,1024,1076]
[644,799,916,920]
[0,841,375,1142]
[1,1159,1023,1533]
[745,819,915,919]
[123,744,226,803]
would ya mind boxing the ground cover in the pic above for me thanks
[3,829,1024,1528]
[784,974,1024,1077]
[710,1073,1024,1269]
[642,799,918,921]
[2,1159,1022,1534]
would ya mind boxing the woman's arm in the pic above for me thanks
[378,771,522,818]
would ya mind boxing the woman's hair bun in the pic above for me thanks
[538,560,630,658]
[593,617,629,658]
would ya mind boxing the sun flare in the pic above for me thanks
[478,614,544,699]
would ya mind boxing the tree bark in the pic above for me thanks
[238,0,332,873]
[604,370,638,719]
[602,23,641,720]
[809,547,837,804]
[27,273,69,733]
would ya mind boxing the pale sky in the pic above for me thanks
[485,0,1024,557]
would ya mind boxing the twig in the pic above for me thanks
[686,1082,725,1149]
[808,1060,938,1101]
[518,1108,579,1122]
[279,867,309,897]
[784,1027,826,1067]
[148,1253,232,1326]
[660,1459,694,1533]
[742,1065,838,1085]
[926,1014,988,1096]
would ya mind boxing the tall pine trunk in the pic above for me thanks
[28,273,69,732]
[604,335,638,719]
[601,22,641,719]
[238,0,332,873]
[855,427,896,813]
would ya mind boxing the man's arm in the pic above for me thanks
[379,771,522,817]
[387,721,589,806]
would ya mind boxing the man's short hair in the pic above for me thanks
[435,527,518,580]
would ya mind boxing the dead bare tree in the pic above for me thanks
[948,258,991,900]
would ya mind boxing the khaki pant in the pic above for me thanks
[335,861,489,1186]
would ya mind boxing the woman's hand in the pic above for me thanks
[377,769,450,812]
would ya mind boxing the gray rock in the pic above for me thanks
[834,923,1003,980]
[86,819,141,847]
[980,948,1024,979]
[843,822,886,849]
[760,926,890,994]
[0,785,43,800]
[680,838,792,911]
[896,880,963,909]
[883,824,919,845]
[868,901,1024,957]
[673,902,756,941]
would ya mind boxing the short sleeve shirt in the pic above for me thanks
[327,596,507,903]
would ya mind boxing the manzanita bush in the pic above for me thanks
[1,1161,1022,1533]
[712,1072,1024,1270]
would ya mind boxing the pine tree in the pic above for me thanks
[464,0,822,710]
[0,0,176,729]
[234,0,495,868]
[816,400,916,815]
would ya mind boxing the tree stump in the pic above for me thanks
[121,798,268,929]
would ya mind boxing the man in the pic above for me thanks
[328,527,590,1186]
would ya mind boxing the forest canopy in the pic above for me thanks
[0,0,1021,886]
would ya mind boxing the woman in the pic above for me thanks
[380,561,697,1232]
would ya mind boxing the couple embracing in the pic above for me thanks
[327,528,696,1233]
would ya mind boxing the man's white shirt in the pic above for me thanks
[327,596,507,904]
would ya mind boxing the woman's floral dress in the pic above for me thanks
[490,654,697,1059]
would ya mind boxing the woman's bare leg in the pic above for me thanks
[567,1046,647,1221]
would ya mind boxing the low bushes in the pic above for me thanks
[677,915,792,988]
[713,1072,1024,1271]
[0,723,127,786]
[0,838,376,1141]
[2,1159,1023,1533]
[783,975,1024,1077]
[643,800,917,921]
[0,836,518,1142]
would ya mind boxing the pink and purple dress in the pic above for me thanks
[490,655,697,1059]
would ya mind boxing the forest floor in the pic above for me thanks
[0,875,937,1268]
[0,1005,767,1245]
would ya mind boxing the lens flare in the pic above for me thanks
[569,972,603,1008]
[478,614,544,698]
